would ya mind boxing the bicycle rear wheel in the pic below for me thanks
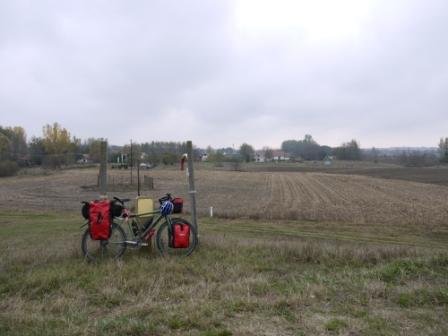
[156,218,197,256]
[81,222,127,261]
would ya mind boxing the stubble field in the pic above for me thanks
[2,167,448,228]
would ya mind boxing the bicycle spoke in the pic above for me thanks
[81,223,127,261]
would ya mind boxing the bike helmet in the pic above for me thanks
[160,201,174,216]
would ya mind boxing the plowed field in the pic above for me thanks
[1,168,448,227]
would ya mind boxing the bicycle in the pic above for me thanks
[81,194,198,261]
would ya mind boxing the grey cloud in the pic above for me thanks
[1,0,447,148]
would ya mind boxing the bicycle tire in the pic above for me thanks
[156,217,197,256]
[81,222,127,262]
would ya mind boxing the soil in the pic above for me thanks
[2,167,448,227]
[247,166,448,186]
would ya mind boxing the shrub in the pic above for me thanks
[377,260,427,284]
[396,289,448,307]
[0,160,19,177]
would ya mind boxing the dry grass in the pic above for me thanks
[1,212,448,335]
[2,165,448,335]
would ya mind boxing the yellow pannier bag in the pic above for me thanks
[136,197,154,217]
[136,197,155,233]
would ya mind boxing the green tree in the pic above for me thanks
[140,141,187,165]
[239,143,255,162]
[28,137,46,165]
[303,134,316,144]
[206,146,215,155]
[161,152,177,165]
[0,131,11,161]
[9,127,27,160]
[0,126,27,161]
[208,151,225,163]
[87,138,106,163]
[281,134,323,160]
[439,138,448,163]
[334,140,361,160]
[70,136,81,160]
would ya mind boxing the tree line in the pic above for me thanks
[0,123,197,175]
[439,138,448,163]
[1,122,447,176]
[207,135,444,167]
[203,135,360,164]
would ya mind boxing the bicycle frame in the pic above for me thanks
[118,208,174,245]
[80,193,197,260]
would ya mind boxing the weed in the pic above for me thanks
[362,316,399,336]
[325,318,348,332]
[396,288,448,307]
[376,260,428,284]
[200,330,232,336]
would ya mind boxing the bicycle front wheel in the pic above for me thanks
[156,218,197,256]
[81,222,127,262]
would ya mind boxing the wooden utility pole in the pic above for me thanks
[186,141,198,237]
[99,140,108,197]
[137,158,141,196]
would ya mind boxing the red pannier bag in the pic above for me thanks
[172,197,183,214]
[89,200,112,240]
[173,223,190,248]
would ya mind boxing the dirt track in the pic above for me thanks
[1,168,448,227]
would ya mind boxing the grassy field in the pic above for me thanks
[1,211,447,335]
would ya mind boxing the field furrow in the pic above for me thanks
[1,168,448,227]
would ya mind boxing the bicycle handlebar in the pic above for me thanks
[158,193,173,204]
[113,196,130,204]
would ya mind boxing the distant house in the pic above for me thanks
[222,148,238,156]
[201,153,209,161]
[272,150,290,161]
[254,150,290,162]
[323,155,334,166]
[220,148,241,161]
[77,154,91,164]
[139,162,152,169]
[255,150,265,162]
[111,153,128,169]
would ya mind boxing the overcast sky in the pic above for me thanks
[1,0,447,149]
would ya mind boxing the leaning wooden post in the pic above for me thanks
[99,140,108,198]
[186,141,198,237]
[137,158,141,196]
